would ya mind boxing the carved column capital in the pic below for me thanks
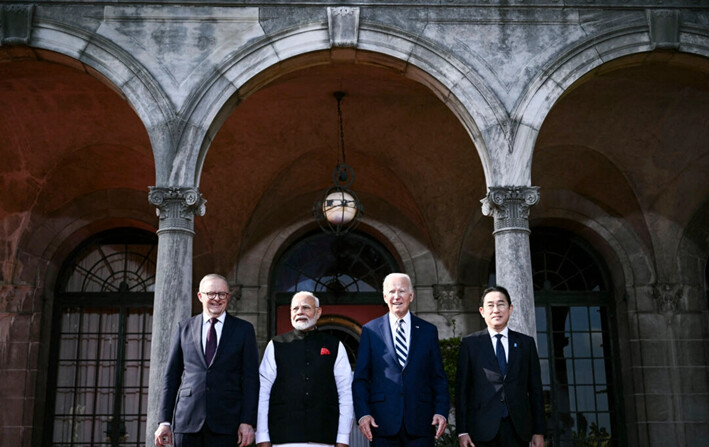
[148,187,206,234]
[652,283,683,313]
[481,186,540,234]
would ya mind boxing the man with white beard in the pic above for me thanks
[256,291,353,447]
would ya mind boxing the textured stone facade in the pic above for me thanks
[0,1,707,446]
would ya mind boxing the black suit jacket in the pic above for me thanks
[158,312,259,434]
[455,328,545,442]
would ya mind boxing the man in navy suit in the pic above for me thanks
[455,286,545,447]
[353,273,449,447]
[154,273,259,447]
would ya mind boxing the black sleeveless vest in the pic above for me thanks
[269,330,341,444]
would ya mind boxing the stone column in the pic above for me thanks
[481,186,539,337]
[145,187,206,446]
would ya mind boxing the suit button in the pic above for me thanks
[305,377,310,381]
[207,387,210,391]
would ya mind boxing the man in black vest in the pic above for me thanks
[256,291,353,447]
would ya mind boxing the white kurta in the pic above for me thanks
[255,338,354,446]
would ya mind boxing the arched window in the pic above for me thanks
[46,228,157,447]
[532,228,624,447]
[271,231,399,364]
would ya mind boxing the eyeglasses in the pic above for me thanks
[202,292,230,299]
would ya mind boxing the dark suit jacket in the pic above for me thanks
[455,328,545,443]
[352,313,449,438]
[158,312,259,434]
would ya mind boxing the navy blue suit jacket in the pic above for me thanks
[455,328,545,442]
[352,313,449,437]
[158,313,259,434]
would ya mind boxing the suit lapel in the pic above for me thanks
[478,330,500,373]
[408,314,422,367]
[378,315,400,369]
[217,313,234,361]
[191,315,207,367]
[507,330,521,376]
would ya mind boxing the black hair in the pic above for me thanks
[479,285,512,308]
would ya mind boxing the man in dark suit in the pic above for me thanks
[154,273,259,447]
[353,273,449,447]
[455,286,545,447]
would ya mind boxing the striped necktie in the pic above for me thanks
[395,319,407,367]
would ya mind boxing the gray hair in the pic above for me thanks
[382,273,412,291]
[291,291,320,308]
[200,273,228,290]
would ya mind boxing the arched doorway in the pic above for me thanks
[270,231,399,366]
[531,228,624,447]
[45,228,157,447]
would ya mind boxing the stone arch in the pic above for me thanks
[19,189,158,292]
[26,17,177,183]
[174,22,508,189]
[232,214,447,340]
[532,189,654,294]
[512,18,709,184]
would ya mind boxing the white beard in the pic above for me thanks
[292,318,316,331]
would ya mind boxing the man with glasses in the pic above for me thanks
[455,286,545,447]
[155,274,259,447]
[255,291,353,447]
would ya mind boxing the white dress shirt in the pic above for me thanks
[201,311,226,353]
[487,326,510,363]
[388,311,411,353]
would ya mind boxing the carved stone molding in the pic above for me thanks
[647,9,680,50]
[652,283,683,313]
[0,285,37,313]
[481,186,540,234]
[148,187,206,234]
[327,7,359,47]
[0,5,34,45]
[433,283,464,327]
[433,283,464,310]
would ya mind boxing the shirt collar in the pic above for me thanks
[203,312,226,324]
[389,311,411,326]
[487,326,509,338]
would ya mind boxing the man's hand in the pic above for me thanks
[154,425,172,447]
[358,415,379,442]
[238,423,255,447]
[335,443,348,447]
[256,442,271,447]
[432,414,447,439]
[531,434,544,447]
[458,433,475,447]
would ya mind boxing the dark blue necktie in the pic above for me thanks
[495,333,509,418]
[495,333,507,376]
